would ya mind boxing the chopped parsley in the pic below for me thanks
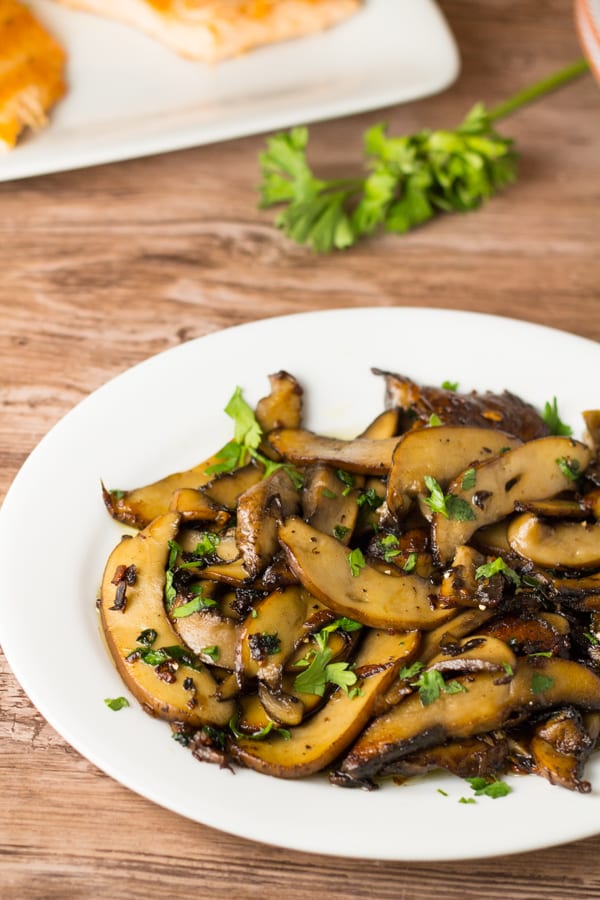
[475,556,521,586]
[333,524,350,540]
[347,547,366,577]
[423,475,476,522]
[530,673,555,694]
[398,660,425,680]
[193,532,221,557]
[413,669,468,706]
[442,381,459,392]
[322,488,338,499]
[172,591,218,618]
[336,469,355,496]
[403,552,418,573]
[202,645,220,661]
[229,714,290,741]
[542,397,573,436]
[461,468,477,490]
[556,457,581,482]
[293,627,358,697]
[357,488,384,510]
[205,386,262,476]
[428,413,443,427]
[466,777,512,799]
[248,632,281,660]
[136,628,158,647]
[104,696,129,711]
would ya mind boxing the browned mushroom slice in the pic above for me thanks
[378,733,509,780]
[279,517,456,631]
[100,512,234,727]
[201,461,265,510]
[258,683,305,726]
[373,370,550,441]
[236,468,300,578]
[514,498,588,519]
[102,451,225,529]
[255,371,303,433]
[387,426,521,517]
[427,634,517,677]
[439,544,505,610]
[268,428,400,476]
[530,708,594,792]
[229,629,421,778]
[169,603,239,669]
[478,612,570,657]
[339,657,600,780]
[432,437,592,564]
[507,512,600,570]
[302,463,360,542]
[236,585,311,689]
[168,489,230,525]
[358,408,401,440]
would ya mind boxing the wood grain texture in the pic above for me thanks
[1,0,600,896]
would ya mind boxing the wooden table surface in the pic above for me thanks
[2,1,600,896]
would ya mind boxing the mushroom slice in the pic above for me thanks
[479,612,570,657]
[372,370,550,441]
[359,408,400,440]
[229,629,421,778]
[258,683,305,727]
[432,437,592,564]
[387,426,521,517]
[201,461,265,510]
[100,512,234,726]
[169,604,239,669]
[236,468,300,578]
[377,733,508,780]
[255,371,303,434]
[514,498,588,520]
[427,634,517,677]
[302,463,359,542]
[507,512,600,570]
[530,708,595,792]
[102,451,225,529]
[267,429,400,476]
[339,657,600,780]
[236,585,311,689]
[279,517,456,631]
[168,489,230,525]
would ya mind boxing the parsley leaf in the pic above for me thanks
[403,552,418,573]
[259,62,589,251]
[442,381,459,391]
[333,524,350,540]
[556,457,581,482]
[293,627,359,697]
[229,714,290,741]
[542,397,573,436]
[172,593,218,618]
[466,776,512,799]
[531,673,555,695]
[461,468,477,490]
[475,556,521,586]
[104,696,129,711]
[206,386,263,475]
[428,413,443,427]
[414,669,468,706]
[347,547,366,577]
[423,476,475,522]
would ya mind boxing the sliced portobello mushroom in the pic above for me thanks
[377,733,509,780]
[168,488,230,525]
[169,601,239,669]
[230,629,421,778]
[236,468,300,578]
[507,511,600,570]
[387,426,521,517]
[432,436,592,564]
[358,408,400,440]
[373,370,550,441]
[278,517,456,631]
[339,656,600,780]
[267,428,400,476]
[255,371,303,434]
[530,707,594,793]
[102,451,225,529]
[301,463,360,542]
[201,461,265,510]
[236,585,311,689]
[99,512,234,726]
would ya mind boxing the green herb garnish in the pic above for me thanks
[475,556,521,586]
[461,468,477,490]
[423,475,476,522]
[347,547,366,577]
[556,457,581,482]
[414,669,468,706]
[403,552,418,573]
[531,673,555,694]
[442,381,459,392]
[466,777,512,799]
[258,60,589,251]
[542,397,573,436]
[333,524,350,540]
[104,696,129,711]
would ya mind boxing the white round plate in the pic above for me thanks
[1,307,600,861]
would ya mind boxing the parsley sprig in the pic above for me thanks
[293,622,360,697]
[258,60,589,251]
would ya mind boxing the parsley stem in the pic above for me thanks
[488,58,590,123]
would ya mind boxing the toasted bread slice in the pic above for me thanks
[53,0,361,62]
[0,0,66,150]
